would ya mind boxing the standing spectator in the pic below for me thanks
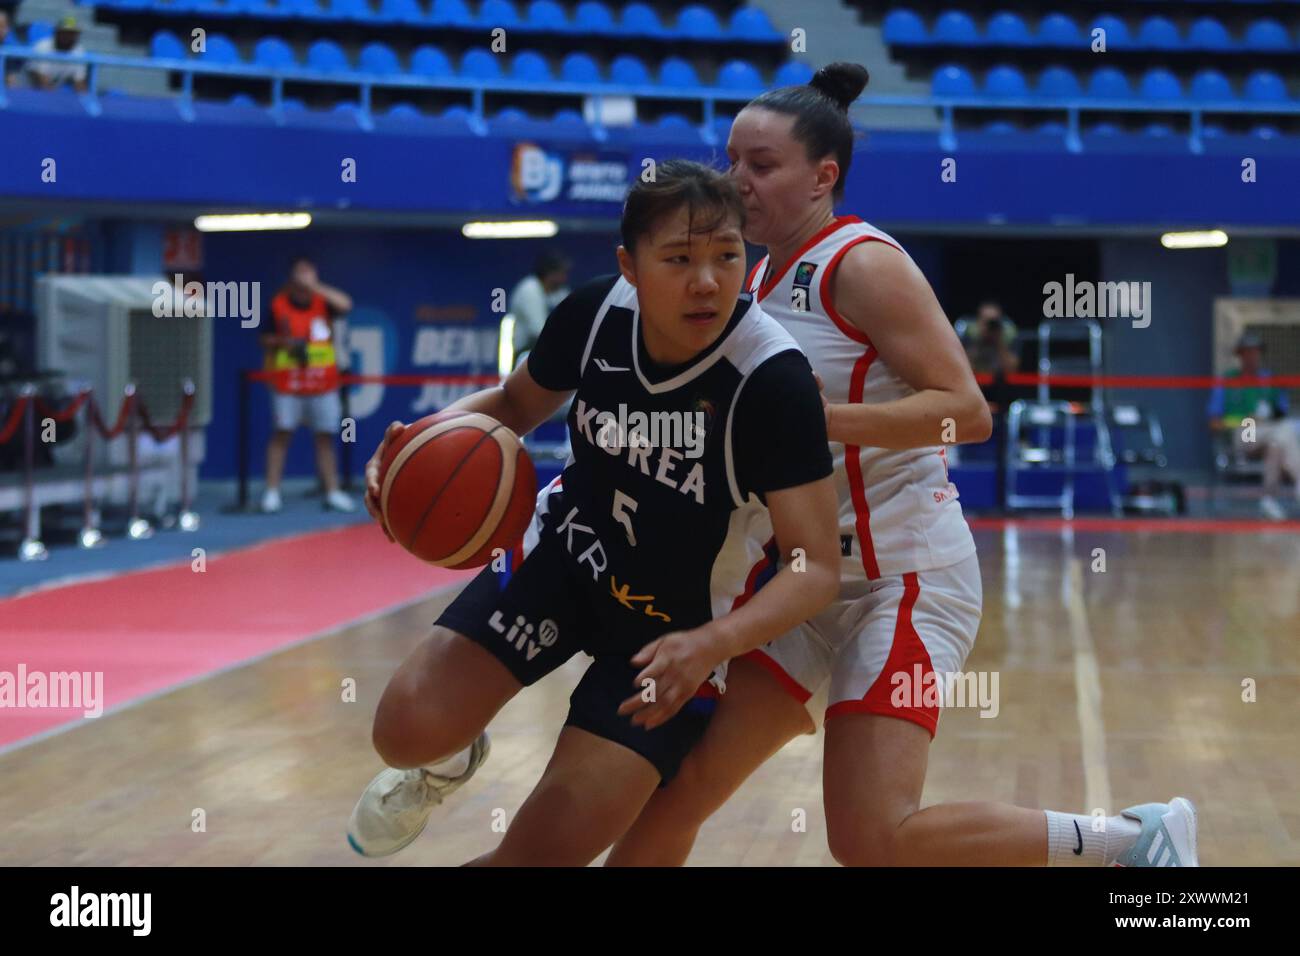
[259,257,356,513]
[24,16,88,93]
[1208,332,1300,520]
[509,250,570,366]
[957,299,1020,377]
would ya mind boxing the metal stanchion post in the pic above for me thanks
[80,391,104,549]
[179,379,199,531]
[18,385,47,561]
[340,380,353,493]
[125,384,152,540]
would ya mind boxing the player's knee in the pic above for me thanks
[827,823,899,867]
[371,673,468,769]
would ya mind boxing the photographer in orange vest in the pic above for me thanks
[259,257,356,513]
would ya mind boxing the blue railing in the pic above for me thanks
[2,45,1298,151]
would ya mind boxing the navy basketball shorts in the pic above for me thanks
[433,527,714,785]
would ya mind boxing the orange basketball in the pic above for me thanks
[377,410,537,569]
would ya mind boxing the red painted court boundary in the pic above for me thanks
[968,516,1300,534]
[0,523,473,752]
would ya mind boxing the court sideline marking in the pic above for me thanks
[1065,556,1112,816]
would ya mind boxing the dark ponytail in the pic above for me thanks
[746,61,869,202]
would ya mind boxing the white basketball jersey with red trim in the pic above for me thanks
[747,215,976,579]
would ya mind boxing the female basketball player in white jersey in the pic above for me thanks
[606,64,1198,867]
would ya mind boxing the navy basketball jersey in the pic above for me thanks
[526,274,832,655]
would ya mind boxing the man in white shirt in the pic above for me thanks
[509,250,571,366]
[25,16,88,93]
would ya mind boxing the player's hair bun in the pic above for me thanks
[809,62,870,111]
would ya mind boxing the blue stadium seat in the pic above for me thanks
[174,0,223,13]
[227,0,274,13]
[658,57,700,89]
[932,64,975,97]
[1244,20,1290,52]
[359,42,401,74]
[280,97,307,111]
[656,113,693,129]
[430,0,472,26]
[1189,69,1234,103]
[1036,65,1081,99]
[511,49,551,82]
[609,54,650,87]
[201,34,241,65]
[1089,122,1121,137]
[1036,120,1068,136]
[985,64,1028,98]
[307,39,350,73]
[26,22,54,44]
[387,103,423,119]
[479,0,519,28]
[717,59,764,91]
[882,9,926,46]
[228,93,258,107]
[1137,17,1181,50]
[253,36,296,69]
[527,0,568,31]
[493,107,530,123]
[730,7,778,41]
[1252,125,1283,140]
[1139,68,1182,102]
[333,101,362,114]
[560,52,602,84]
[411,45,452,78]
[677,5,723,39]
[1202,124,1226,140]
[712,114,735,138]
[1090,15,1131,49]
[1087,66,1131,100]
[460,48,501,80]
[552,107,584,125]
[983,120,1017,135]
[986,12,1031,47]
[379,0,425,25]
[1143,123,1174,138]
[1187,17,1231,52]
[442,104,471,120]
[330,0,372,22]
[279,0,329,20]
[620,3,664,37]
[150,30,187,60]
[1037,13,1081,48]
[1244,70,1288,104]
[773,61,813,87]
[574,1,615,34]
[933,10,978,46]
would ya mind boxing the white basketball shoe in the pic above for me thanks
[347,732,491,857]
[1113,797,1199,867]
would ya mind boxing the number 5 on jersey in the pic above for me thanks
[612,489,638,546]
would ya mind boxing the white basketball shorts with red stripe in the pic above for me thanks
[744,552,982,737]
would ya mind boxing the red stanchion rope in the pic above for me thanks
[135,390,195,442]
[974,372,1300,389]
[34,390,92,423]
[0,395,30,445]
[245,371,503,388]
[87,392,137,440]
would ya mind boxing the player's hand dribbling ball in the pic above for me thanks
[374,410,537,569]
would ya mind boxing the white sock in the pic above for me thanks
[427,744,473,779]
[1044,810,1142,866]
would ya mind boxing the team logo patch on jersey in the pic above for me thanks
[793,261,818,287]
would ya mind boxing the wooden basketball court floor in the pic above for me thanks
[2,523,1297,866]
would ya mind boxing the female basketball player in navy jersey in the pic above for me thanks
[347,161,843,865]
[607,64,1198,867]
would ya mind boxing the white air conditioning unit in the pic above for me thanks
[35,275,212,479]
